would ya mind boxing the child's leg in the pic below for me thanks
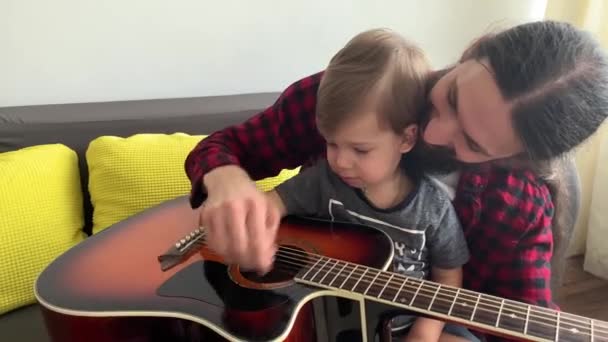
[391,331,479,342]
[380,316,480,342]
[439,331,476,342]
[439,324,481,342]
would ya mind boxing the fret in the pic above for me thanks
[339,265,359,290]
[470,294,481,321]
[526,306,558,341]
[429,285,455,316]
[309,258,332,283]
[316,259,339,285]
[447,288,460,316]
[496,299,505,327]
[557,312,592,342]
[410,281,436,312]
[450,290,476,321]
[471,294,499,327]
[376,274,394,299]
[375,273,400,303]
[524,305,531,334]
[328,261,348,287]
[391,277,412,305]
[497,299,526,335]
[299,257,324,280]
[428,285,441,309]
[350,268,369,292]
[469,293,481,321]
[555,311,560,341]
[408,280,424,306]
[363,269,386,297]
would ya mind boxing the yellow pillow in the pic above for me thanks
[0,144,85,314]
[86,133,299,234]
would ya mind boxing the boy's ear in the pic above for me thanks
[400,124,418,153]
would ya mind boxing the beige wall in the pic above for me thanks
[566,124,608,256]
[0,0,547,107]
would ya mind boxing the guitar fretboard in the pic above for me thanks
[292,255,607,342]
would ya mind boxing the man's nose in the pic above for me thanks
[423,111,459,147]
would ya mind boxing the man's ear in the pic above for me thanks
[400,124,418,153]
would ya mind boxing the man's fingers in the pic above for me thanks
[266,203,281,236]
[245,198,271,271]
[224,202,247,266]
[207,209,227,259]
[258,199,281,274]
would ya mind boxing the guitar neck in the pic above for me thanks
[294,254,606,342]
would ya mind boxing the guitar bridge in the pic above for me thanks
[157,227,205,271]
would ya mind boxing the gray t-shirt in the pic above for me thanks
[274,160,470,280]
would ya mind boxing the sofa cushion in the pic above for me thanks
[0,144,86,314]
[0,93,281,235]
[86,133,299,234]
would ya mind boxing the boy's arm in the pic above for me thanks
[268,161,330,218]
[405,267,463,342]
[404,188,470,341]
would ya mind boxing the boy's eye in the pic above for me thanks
[354,148,369,154]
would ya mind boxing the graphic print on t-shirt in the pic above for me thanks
[327,199,427,278]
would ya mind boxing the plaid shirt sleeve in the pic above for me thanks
[455,167,556,340]
[184,72,326,208]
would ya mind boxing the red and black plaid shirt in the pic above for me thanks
[185,72,556,339]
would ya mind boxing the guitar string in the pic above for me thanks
[270,244,602,329]
[267,246,608,337]
[190,233,555,323]
[188,235,607,336]
[201,246,607,340]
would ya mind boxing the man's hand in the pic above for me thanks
[201,165,282,274]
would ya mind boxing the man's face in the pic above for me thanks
[419,59,523,167]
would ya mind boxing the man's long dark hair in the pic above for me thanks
[406,20,608,288]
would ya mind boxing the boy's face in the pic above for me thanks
[323,109,416,190]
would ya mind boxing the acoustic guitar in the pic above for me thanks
[35,196,607,342]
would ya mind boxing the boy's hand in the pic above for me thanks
[200,165,282,274]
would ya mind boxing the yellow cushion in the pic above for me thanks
[86,133,299,234]
[0,144,85,314]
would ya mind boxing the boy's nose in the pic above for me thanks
[335,151,352,169]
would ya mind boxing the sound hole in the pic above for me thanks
[240,244,309,285]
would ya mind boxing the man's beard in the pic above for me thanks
[406,140,464,176]
[402,66,466,176]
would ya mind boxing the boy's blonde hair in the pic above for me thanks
[317,28,431,135]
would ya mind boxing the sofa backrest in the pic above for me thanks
[0,93,280,234]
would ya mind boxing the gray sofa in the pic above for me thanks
[0,92,581,341]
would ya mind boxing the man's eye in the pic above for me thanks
[447,94,455,111]
[354,148,369,154]
[447,85,458,112]
[464,136,484,154]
